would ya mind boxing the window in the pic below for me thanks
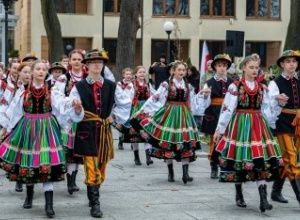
[245,42,267,66]
[104,0,121,14]
[63,38,75,56]
[246,0,280,19]
[104,39,118,63]
[200,0,235,17]
[54,0,75,13]
[151,40,189,64]
[153,0,189,16]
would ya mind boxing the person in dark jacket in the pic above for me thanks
[187,65,200,93]
[149,54,169,89]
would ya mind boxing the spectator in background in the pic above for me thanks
[200,60,214,89]
[149,54,169,89]
[187,65,200,93]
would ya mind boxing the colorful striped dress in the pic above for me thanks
[130,78,202,162]
[0,84,81,184]
[215,79,283,182]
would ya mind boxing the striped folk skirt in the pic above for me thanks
[215,109,283,182]
[0,113,66,184]
[131,101,201,162]
[61,122,83,164]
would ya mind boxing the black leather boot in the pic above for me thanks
[15,181,23,192]
[87,186,92,207]
[290,179,300,203]
[210,162,218,179]
[73,170,80,191]
[87,185,103,218]
[67,171,80,195]
[134,150,142,165]
[23,185,34,209]
[167,164,174,182]
[118,137,124,150]
[182,164,193,184]
[145,150,153,166]
[258,185,273,212]
[44,191,55,217]
[235,184,246,207]
[271,178,288,203]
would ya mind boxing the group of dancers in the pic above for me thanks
[0,48,299,218]
[112,50,300,213]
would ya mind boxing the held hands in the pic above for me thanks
[199,87,212,97]
[275,93,289,107]
[0,128,9,141]
[72,99,83,115]
[213,130,222,144]
[108,116,114,123]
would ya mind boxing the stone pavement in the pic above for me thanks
[0,129,300,219]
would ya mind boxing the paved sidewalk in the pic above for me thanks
[0,130,300,219]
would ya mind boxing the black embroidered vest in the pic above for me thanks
[274,75,300,134]
[201,77,233,135]
[74,79,116,156]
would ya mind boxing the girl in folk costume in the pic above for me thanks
[46,62,66,89]
[213,56,283,212]
[5,58,20,88]
[0,62,31,192]
[267,50,300,205]
[0,62,32,125]
[197,54,233,179]
[131,61,202,184]
[0,60,83,217]
[112,66,155,165]
[54,49,87,195]
[113,67,134,151]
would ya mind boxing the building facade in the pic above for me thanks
[14,0,289,71]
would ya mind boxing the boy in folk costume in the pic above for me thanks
[199,54,233,179]
[69,49,116,218]
[47,62,66,89]
[268,50,300,205]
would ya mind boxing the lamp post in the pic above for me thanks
[163,21,174,64]
[1,0,17,67]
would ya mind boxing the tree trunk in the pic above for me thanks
[115,0,140,81]
[40,0,64,62]
[284,0,300,50]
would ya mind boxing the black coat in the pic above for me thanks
[149,65,169,89]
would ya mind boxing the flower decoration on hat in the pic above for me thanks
[211,54,232,71]
[22,52,38,62]
[276,50,300,67]
[82,48,109,64]
[49,62,66,74]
